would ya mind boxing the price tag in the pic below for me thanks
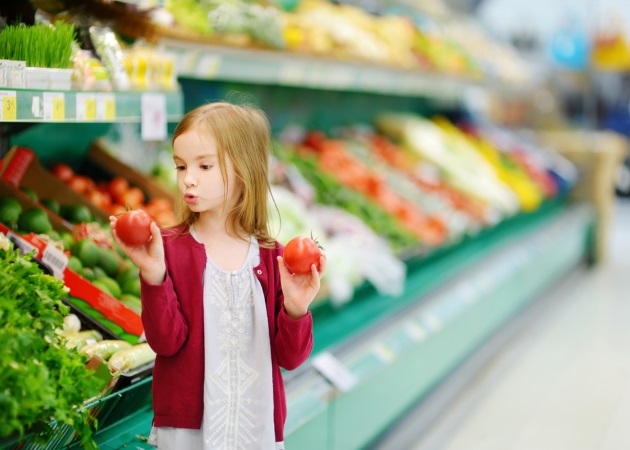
[43,92,65,121]
[406,322,427,342]
[76,94,96,121]
[311,352,358,392]
[141,93,167,141]
[42,244,68,279]
[0,91,17,120]
[278,62,308,85]
[373,343,397,364]
[195,54,221,79]
[96,93,116,121]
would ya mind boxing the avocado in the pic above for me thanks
[72,239,99,268]
[96,246,120,278]
[92,280,113,297]
[0,198,22,226]
[120,294,142,314]
[122,277,141,298]
[20,187,38,202]
[116,266,139,287]
[40,198,60,215]
[60,205,93,224]
[96,276,122,299]
[17,208,52,234]
[81,267,95,281]
[60,232,74,252]
[67,255,83,272]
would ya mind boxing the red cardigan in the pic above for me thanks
[140,227,313,442]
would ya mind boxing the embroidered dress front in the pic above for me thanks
[153,232,277,449]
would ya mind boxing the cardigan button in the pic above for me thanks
[257,269,262,275]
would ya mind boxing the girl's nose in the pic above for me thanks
[184,172,198,187]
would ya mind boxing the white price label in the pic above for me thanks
[6,232,38,256]
[42,244,68,279]
[311,352,358,392]
[141,93,167,141]
[43,92,65,121]
[76,93,96,121]
[278,63,308,85]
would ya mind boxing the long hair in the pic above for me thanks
[172,101,276,246]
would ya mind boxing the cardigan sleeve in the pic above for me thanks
[140,270,189,357]
[274,304,314,370]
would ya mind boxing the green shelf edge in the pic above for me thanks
[0,88,183,123]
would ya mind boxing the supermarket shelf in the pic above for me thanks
[160,38,506,102]
[0,88,183,123]
[283,202,594,450]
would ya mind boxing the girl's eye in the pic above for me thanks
[175,166,185,171]
[200,164,212,170]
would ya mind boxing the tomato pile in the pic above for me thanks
[50,163,177,227]
[283,236,323,274]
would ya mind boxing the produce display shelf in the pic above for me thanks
[161,38,517,102]
[80,200,594,450]
[0,88,183,123]
[283,202,593,450]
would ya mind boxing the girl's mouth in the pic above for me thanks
[184,194,198,204]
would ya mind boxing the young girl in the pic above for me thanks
[110,101,326,450]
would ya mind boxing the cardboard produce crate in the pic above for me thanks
[535,130,629,263]
[86,142,177,204]
[0,146,109,223]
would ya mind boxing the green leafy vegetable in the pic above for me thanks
[0,239,101,448]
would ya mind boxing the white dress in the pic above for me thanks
[150,231,282,450]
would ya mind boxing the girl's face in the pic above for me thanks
[173,129,241,216]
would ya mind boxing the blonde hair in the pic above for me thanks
[172,101,276,246]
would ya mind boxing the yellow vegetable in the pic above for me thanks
[108,343,156,374]
[64,330,102,351]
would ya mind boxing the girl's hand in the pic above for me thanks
[278,254,327,320]
[109,216,166,285]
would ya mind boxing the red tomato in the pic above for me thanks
[51,163,74,182]
[108,177,129,202]
[283,236,322,274]
[109,203,127,216]
[115,209,152,247]
[119,187,145,209]
[67,175,94,195]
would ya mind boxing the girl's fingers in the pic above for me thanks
[277,256,291,279]
[149,222,162,247]
[318,255,326,277]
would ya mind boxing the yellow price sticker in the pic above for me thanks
[3,96,16,120]
[52,97,65,120]
[104,97,116,120]
[85,97,96,120]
